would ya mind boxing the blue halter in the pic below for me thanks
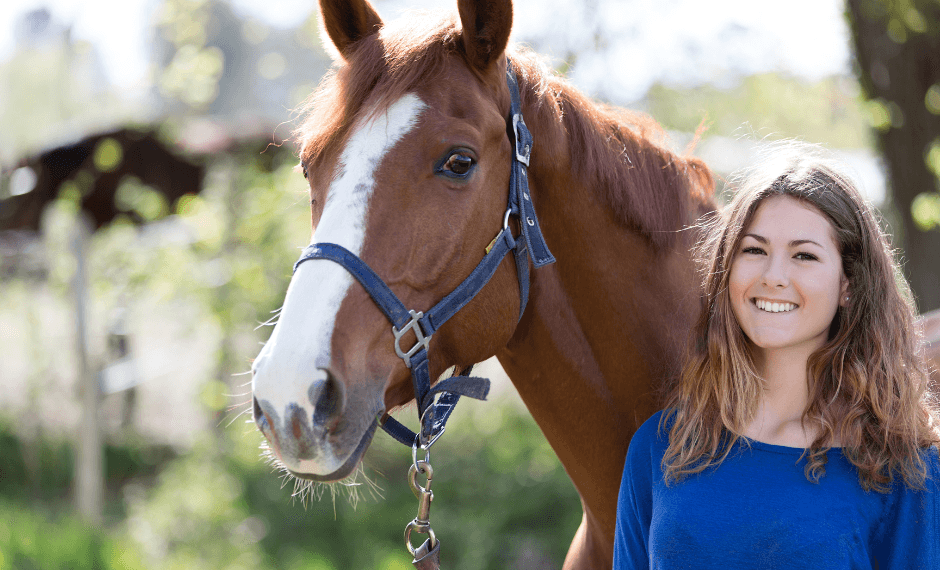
[292,59,555,449]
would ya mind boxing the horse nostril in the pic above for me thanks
[253,396,274,434]
[252,396,264,423]
[252,396,280,452]
[313,369,344,429]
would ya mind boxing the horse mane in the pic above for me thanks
[506,49,715,249]
[294,11,715,248]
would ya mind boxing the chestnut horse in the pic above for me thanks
[250,0,714,567]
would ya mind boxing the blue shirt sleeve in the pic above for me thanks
[871,447,940,569]
[613,411,662,569]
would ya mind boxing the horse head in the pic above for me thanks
[251,0,526,481]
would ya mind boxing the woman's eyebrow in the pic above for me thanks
[742,233,823,248]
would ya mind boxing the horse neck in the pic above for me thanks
[495,89,712,554]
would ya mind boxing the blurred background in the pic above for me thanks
[0,0,938,568]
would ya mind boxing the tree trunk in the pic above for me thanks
[846,0,940,312]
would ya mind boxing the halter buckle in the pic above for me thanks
[393,310,432,367]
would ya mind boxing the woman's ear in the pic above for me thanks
[840,277,850,307]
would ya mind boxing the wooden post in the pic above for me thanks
[73,213,102,524]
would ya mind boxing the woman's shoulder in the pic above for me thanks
[621,410,670,491]
[628,410,671,456]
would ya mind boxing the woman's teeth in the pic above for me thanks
[756,299,796,313]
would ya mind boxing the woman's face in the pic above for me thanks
[728,195,848,358]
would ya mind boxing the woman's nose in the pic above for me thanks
[761,254,790,288]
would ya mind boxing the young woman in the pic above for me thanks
[614,143,940,569]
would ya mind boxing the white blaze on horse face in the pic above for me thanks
[252,94,426,475]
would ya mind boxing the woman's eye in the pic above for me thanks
[441,152,475,177]
[795,252,818,261]
[742,246,765,255]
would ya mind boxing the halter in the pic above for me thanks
[293,59,554,451]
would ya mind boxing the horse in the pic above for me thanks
[249,0,715,567]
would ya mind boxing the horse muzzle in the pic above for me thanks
[251,364,379,480]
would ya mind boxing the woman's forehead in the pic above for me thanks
[744,195,838,247]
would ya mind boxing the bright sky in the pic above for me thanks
[1,0,851,99]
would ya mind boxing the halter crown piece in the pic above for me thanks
[292,59,555,450]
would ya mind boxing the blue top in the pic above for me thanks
[614,411,940,569]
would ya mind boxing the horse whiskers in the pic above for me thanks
[233,375,253,389]
[254,307,283,331]
[219,406,254,429]
[286,463,384,512]
[224,389,253,398]
[260,441,386,510]
[254,317,279,330]
[218,400,254,429]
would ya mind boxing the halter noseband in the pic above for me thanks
[292,59,555,450]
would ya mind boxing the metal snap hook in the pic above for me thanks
[404,460,436,556]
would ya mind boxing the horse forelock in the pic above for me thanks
[295,11,465,169]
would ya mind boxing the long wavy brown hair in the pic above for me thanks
[662,141,940,492]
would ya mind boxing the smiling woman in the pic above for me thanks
[614,141,940,569]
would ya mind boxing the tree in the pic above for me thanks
[847,0,940,313]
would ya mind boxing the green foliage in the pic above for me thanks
[926,84,940,115]
[155,0,221,112]
[644,73,873,148]
[911,192,940,231]
[0,395,580,570]
[158,44,225,110]
[0,420,72,500]
[0,498,146,570]
[114,177,170,222]
[93,138,124,173]
[855,0,940,42]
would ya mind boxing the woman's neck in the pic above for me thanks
[744,345,821,447]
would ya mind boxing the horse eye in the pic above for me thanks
[443,153,475,176]
[302,164,308,179]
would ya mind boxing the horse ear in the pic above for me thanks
[457,0,513,71]
[318,0,383,59]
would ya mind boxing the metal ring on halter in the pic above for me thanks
[412,437,431,471]
[502,207,511,230]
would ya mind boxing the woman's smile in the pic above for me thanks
[752,298,798,313]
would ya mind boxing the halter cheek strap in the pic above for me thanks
[292,59,554,449]
[506,63,554,269]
